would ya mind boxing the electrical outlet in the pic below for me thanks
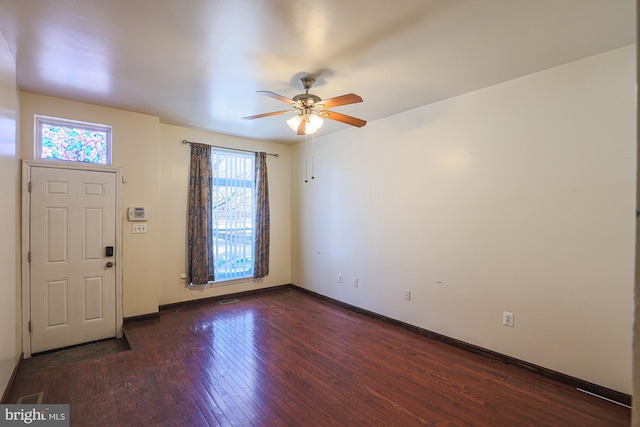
[338,274,343,284]
[503,311,514,327]
[353,277,358,287]
[404,290,411,301]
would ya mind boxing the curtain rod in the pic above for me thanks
[181,139,279,157]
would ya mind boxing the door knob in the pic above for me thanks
[106,261,114,268]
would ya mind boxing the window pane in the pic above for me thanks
[36,116,111,164]
[211,150,255,280]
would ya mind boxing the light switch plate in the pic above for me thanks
[132,223,147,234]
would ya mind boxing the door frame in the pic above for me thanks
[21,160,123,358]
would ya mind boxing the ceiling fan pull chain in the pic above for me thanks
[304,133,309,183]
[311,133,315,180]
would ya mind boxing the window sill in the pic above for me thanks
[188,276,254,290]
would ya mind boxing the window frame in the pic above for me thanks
[35,115,112,165]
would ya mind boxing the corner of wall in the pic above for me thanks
[0,30,19,398]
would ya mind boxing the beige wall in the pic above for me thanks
[157,124,291,305]
[633,2,639,422]
[19,93,161,317]
[292,45,636,394]
[17,93,293,317]
[0,33,18,395]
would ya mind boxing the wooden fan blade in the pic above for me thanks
[258,91,295,104]
[297,118,307,135]
[320,93,363,109]
[242,110,292,120]
[323,110,367,127]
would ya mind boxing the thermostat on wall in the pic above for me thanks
[128,206,147,221]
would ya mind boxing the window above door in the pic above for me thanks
[35,115,112,165]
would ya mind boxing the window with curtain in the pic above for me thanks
[211,149,256,280]
[188,144,269,285]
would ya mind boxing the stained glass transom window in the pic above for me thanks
[36,116,112,164]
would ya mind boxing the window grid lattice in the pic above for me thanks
[211,150,255,280]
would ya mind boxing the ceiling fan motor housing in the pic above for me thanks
[293,77,321,107]
[292,76,321,134]
[293,93,321,107]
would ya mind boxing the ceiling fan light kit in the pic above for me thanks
[243,76,367,136]
[286,113,324,134]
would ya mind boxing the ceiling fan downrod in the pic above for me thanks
[293,77,321,106]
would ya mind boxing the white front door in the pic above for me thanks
[29,166,117,353]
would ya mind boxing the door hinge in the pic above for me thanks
[27,251,31,263]
[28,321,31,333]
[28,181,32,192]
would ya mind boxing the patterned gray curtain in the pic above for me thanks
[253,152,270,278]
[187,143,215,284]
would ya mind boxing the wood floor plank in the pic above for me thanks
[7,288,630,426]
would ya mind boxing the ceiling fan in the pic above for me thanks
[242,77,367,135]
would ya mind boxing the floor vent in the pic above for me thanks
[219,298,240,305]
[16,392,43,404]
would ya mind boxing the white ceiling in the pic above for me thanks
[0,0,635,144]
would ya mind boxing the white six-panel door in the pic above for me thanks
[29,166,117,353]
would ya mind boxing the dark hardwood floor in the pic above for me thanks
[6,287,630,426]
